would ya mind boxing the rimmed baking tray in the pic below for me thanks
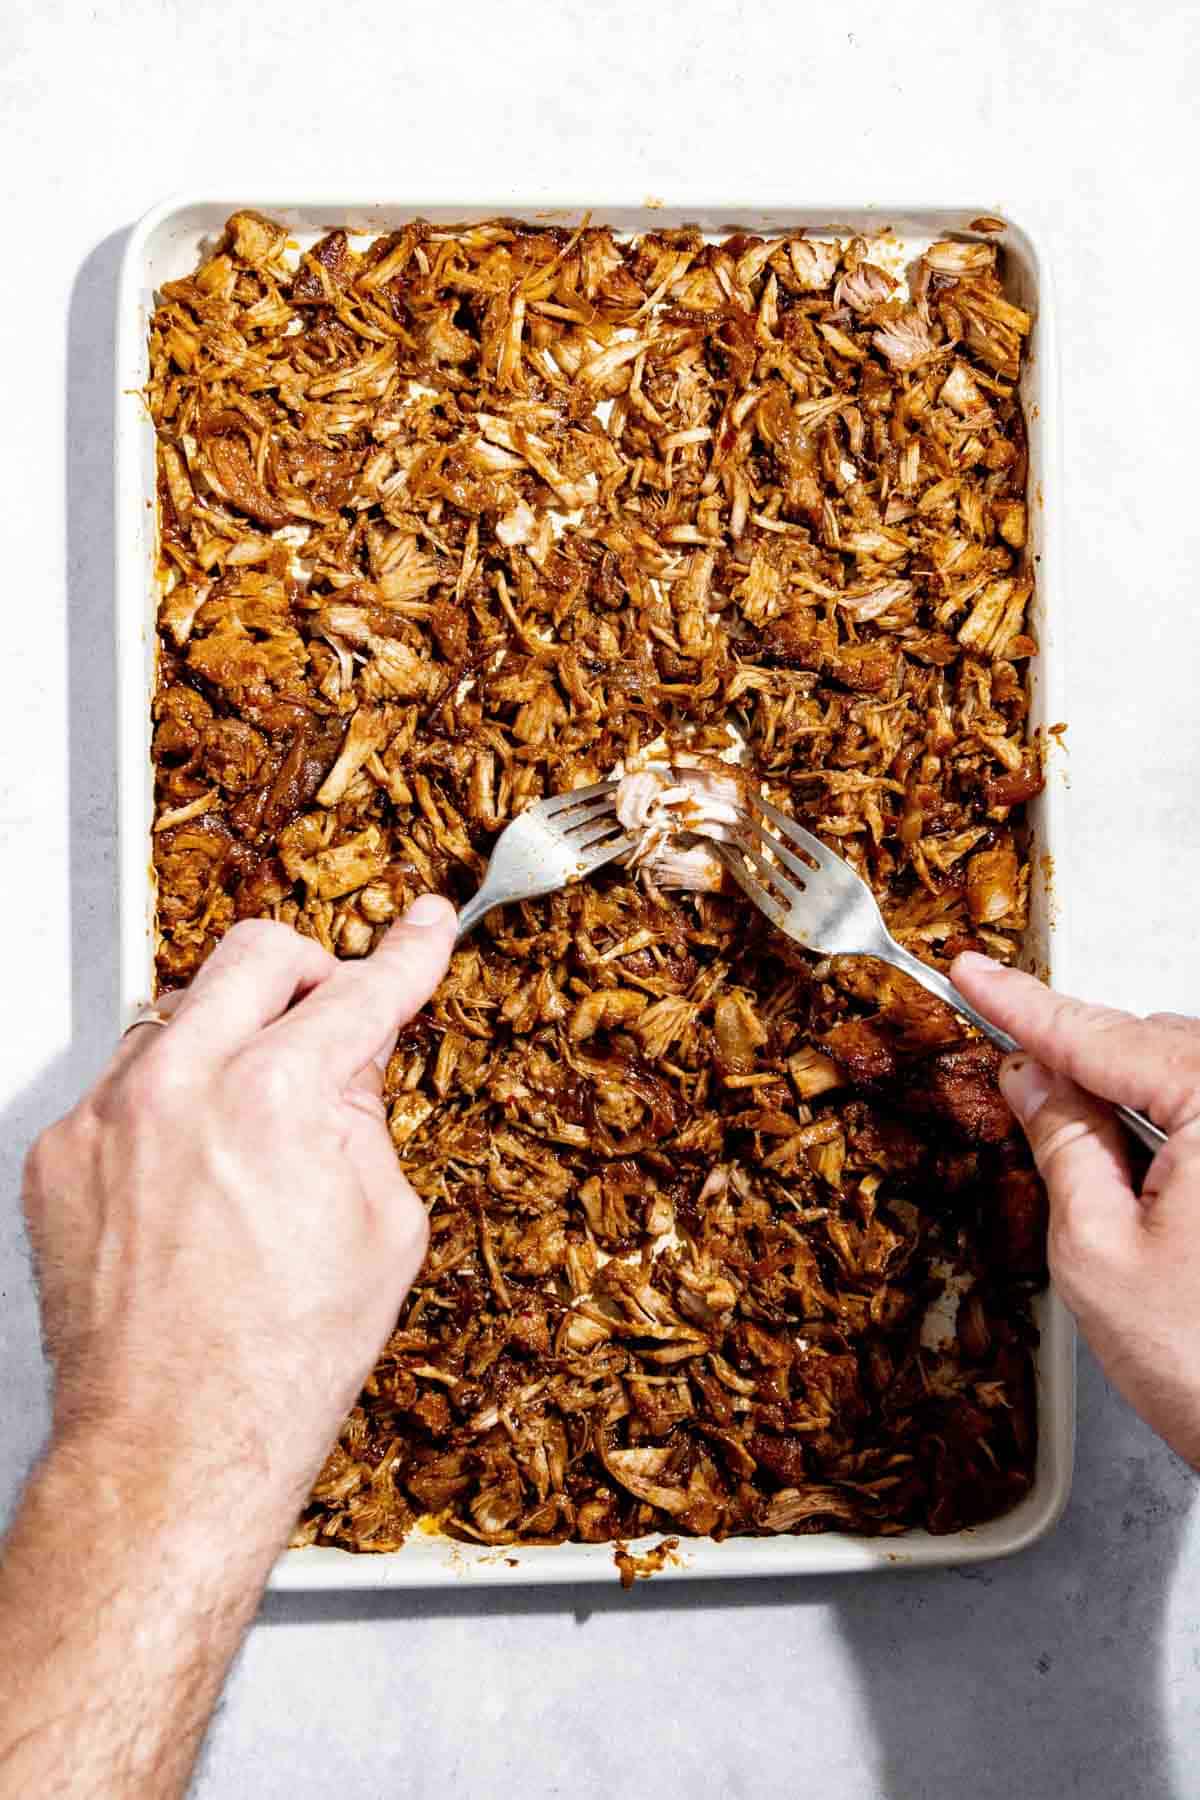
[115,197,1073,1586]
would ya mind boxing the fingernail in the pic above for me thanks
[372,1036,396,1075]
[954,951,999,977]
[1000,1054,1053,1124]
[404,893,451,927]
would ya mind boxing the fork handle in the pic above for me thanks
[455,889,496,943]
[882,941,1167,1156]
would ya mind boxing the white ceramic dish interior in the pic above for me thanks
[115,198,1074,1588]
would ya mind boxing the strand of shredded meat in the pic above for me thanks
[147,212,1046,1553]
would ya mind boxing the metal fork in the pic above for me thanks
[454,781,634,942]
[717,793,1166,1154]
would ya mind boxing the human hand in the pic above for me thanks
[951,951,1200,1466]
[23,897,456,1528]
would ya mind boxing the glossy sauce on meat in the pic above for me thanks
[148,213,1046,1551]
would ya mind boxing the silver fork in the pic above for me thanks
[454,781,634,942]
[717,793,1166,1154]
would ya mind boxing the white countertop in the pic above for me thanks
[4,1,1200,1793]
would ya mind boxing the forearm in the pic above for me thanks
[0,1432,301,1799]
[5,908,455,1795]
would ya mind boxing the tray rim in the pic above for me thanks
[115,193,1074,1589]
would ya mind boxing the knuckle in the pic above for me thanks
[233,1048,304,1117]
[408,1212,431,1268]
[22,1112,89,1231]
[343,1087,388,1127]
[227,916,290,950]
[1047,1205,1113,1280]
[1149,1034,1200,1084]
[214,917,297,963]
[116,1041,195,1120]
[1029,1115,1094,1175]
[389,1194,431,1265]
[1150,1044,1200,1133]
[1146,1011,1200,1034]
[1045,993,1124,1056]
[118,1056,172,1119]
[23,1125,60,1202]
[24,1124,55,1179]
[209,917,335,976]
[376,1176,430,1255]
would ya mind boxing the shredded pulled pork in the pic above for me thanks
[615,746,745,891]
[148,214,1045,1553]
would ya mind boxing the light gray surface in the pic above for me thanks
[3,1,1200,1794]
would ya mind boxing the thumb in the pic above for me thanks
[951,952,1194,1132]
[261,893,457,1088]
[1000,1052,1139,1237]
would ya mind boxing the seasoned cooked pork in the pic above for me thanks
[149,216,1044,1552]
[614,749,745,891]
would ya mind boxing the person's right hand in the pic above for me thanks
[952,952,1200,1466]
[22,897,457,1536]
[6,901,456,1800]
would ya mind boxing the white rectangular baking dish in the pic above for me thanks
[115,197,1073,1587]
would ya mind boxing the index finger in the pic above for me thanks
[951,953,1200,1135]
[256,895,457,1086]
[158,919,337,1061]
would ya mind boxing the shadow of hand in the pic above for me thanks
[0,226,129,1524]
[830,1343,1195,1800]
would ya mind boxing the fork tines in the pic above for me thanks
[715,789,832,931]
[544,781,633,865]
[745,789,840,873]
[540,779,619,815]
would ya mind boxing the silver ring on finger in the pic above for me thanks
[122,1002,176,1038]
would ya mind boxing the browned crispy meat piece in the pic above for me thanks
[905,1042,1016,1145]
[824,1018,898,1084]
[148,214,1045,1553]
[200,418,292,529]
[988,1162,1049,1276]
